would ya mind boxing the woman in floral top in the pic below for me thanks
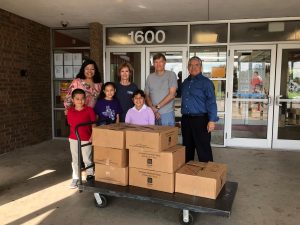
[64,59,102,114]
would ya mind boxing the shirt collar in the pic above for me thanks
[70,105,87,112]
[133,104,147,112]
[188,72,202,80]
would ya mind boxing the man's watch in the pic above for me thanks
[155,104,160,109]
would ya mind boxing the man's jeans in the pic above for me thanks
[156,111,175,126]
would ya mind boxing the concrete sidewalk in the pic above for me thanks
[0,140,299,225]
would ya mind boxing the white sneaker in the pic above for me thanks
[69,179,79,189]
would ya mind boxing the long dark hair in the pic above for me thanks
[99,82,116,99]
[76,59,102,83]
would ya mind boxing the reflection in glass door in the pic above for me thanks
[105,48,145,89]
[273,44,300,150]
[226,45,276,148]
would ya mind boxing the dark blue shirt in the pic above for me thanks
[94,98,122,124]
[181,73,218,122]
[116,82,138,122]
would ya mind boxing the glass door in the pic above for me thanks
[105,48,145,89]
[273,44,300,150]
[145,47,188,123]
[145,47,188,80]
[226,45,276,148]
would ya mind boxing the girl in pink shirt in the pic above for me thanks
[125,90,155,125]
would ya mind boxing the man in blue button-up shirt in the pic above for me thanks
[181,56,218,162]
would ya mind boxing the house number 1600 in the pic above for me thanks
[128,30,166,44]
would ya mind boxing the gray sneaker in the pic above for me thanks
[69,179,79,189]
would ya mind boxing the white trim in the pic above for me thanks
[226,138,272,149]
[189,43,228,47]
[272,140,300,151]
[104,44,192,48]
[273,43,300,150]
[229,41,300,46]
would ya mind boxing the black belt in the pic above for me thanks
[183,113,208,117]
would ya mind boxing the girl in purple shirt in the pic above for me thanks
[94,82,122,124]
[125,90,155,125]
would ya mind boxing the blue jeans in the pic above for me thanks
[156,111,175,126]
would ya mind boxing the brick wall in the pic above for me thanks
[0,9,52,154]
[89,22,103,76]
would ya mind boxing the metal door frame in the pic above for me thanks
[225,44,277,149]
[272,43,300,150]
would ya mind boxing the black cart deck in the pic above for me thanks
[79,180,238,217]
[75,122,238,224]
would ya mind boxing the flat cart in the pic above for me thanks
[75,122,238,225]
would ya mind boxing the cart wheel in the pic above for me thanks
[179,210,194,225]
[94,193,108,208]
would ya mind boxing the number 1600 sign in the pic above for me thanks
[128,30,166,44]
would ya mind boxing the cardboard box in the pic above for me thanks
[95,163,128,186]
[175,161,227,199]
[92,123,133,148]
[129,167,174,193]
[129,145,185,173]
[126,125,178,152]
[94,146,128,167]
[211,67,225,78]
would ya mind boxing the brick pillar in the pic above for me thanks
[89,22,103,79]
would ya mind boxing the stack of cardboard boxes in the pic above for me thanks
[92,123,228,199]
[92,124,130,186]
[126,125,185,193]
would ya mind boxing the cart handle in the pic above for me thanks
[74,119,107,186]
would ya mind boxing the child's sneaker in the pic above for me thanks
[69,179,79,189]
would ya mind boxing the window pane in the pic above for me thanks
[53,50,90,79]
[213,80,226,112]
[190,46,227,78]
[231,101,268,139]
[190,24,228,44]
[53,81,72,108]
[278,49,300,140]
[211,114,224,145]
[230,21,300,42]
[53,29,90,48]
[231,49,271,139]
[110,52,142,89]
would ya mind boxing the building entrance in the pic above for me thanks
[105,46,188,122]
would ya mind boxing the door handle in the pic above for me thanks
[267,95,272,106]
[275,95,283,106]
